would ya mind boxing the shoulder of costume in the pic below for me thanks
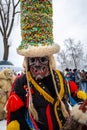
[54,69,65,79]
[14,74,27,87]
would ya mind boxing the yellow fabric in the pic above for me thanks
[54,100,62,128]
[77,90,87,100]
[28,71,54,104]
[6,120,20,130]
[28,70,65,128]
[56,70,64,100]
[54,70,65,128]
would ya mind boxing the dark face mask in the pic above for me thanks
[28,57,50,80]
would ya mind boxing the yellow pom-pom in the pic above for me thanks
[7,120,20,130]
[77,90,87,100]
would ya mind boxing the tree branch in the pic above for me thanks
[15,11,20,14]
[7,0,20,38]
[6,0,11,31]
[0,6,6,33]
[15,0,20,8]
[0,26,4,36]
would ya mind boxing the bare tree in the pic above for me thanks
[0,0,20,61]
[57,50,68,70]
[57,38,84,70]
[64,38,83,69]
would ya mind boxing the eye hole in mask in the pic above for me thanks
[28,57,49,66]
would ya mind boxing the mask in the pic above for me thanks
[28,57,50,80]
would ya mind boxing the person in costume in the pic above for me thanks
[0,68,15,120]
[6,1,70,130]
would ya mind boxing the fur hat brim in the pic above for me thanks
[17,44,60,57]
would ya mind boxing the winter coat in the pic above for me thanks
[80,71,87,82]
[6,70,69,130]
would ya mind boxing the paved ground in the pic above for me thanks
[0,120,6,130]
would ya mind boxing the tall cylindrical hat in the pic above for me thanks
[17,0,60,57]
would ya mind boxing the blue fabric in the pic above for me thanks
[25,111,36,130]
[69,96,77,106]
[81,82,87,93]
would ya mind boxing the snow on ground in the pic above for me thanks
[0,120,6,130]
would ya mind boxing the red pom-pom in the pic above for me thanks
[6,92,24,112]
[69,81,78,93]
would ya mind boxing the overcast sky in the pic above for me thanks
[0,0,87,67]
[53,0,87,49]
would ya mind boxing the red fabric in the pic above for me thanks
[24,85,34,108]
[6,78,18,124]
[6,111,10,125]
[69,81,78,93]
[26,92,29,108]
[30,114,39,130]
[82,125,87,130]
[30,88,34,94]
[6,92,24,112]
[46,104,53,130]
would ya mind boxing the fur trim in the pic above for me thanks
[17,44,60,57]
[71,104,87,125]
[0,68,14,81]
[49,55,56,70]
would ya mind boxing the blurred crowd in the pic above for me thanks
[64,68,87,93]
[63,68,87,106]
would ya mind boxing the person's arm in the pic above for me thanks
[6,74,29,130]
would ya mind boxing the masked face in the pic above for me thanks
[28,57,50,80]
